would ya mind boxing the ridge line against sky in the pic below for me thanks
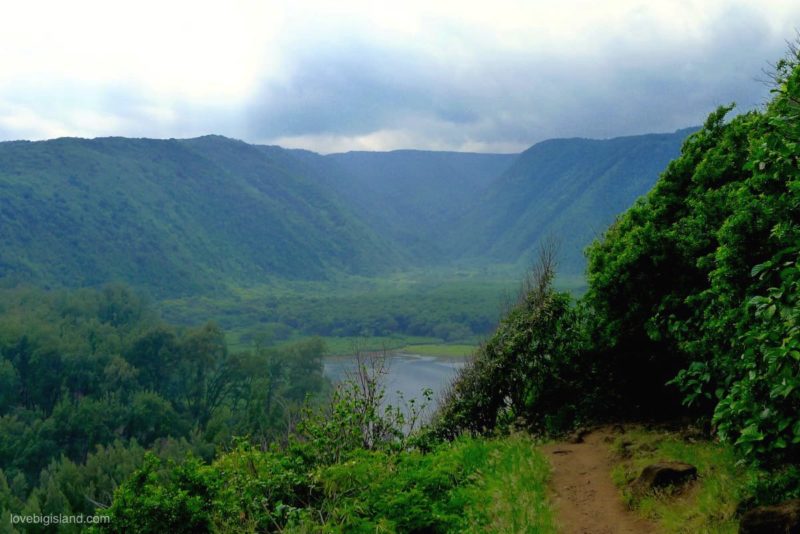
[1,0,798,154]
[0,126,697,157]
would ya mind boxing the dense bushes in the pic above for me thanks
[0,285,327,520]
[432,247,594,438]
[99,354,553,533]
[101,435,553,533]
[587,45,800,464]
[713,252,800,462]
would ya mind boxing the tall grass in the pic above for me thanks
[461,435,556,533]
[610,428,757,533]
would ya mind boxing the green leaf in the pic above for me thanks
[751,261,773,277]
[737,425,765,443]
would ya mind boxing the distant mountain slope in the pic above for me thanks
[319,150,517,258]
[452,128,697,273]
[0,136,400,296]
[0,130,696,297]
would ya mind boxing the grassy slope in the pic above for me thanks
[298,435,554,532]
[229,434,554,533]
[458,435,556,533]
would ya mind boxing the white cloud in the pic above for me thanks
[0,104,71,140]
[0,0,277,100]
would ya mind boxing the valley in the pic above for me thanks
[0,127,695,528]
[323,351,467,413]
[0,128,691,354]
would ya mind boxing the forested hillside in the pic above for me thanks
[306,135,691,271]
[0,129,693,301]
[0,136,400,296]
[452,128,695,273]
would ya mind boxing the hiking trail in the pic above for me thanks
[542,427,657,534]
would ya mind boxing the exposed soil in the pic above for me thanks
[542,427,658,534]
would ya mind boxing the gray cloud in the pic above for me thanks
[246,40,480,138]
[244,4,792,152]
[0,3,797,152]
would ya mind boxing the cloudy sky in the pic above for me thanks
[1,1,798,153]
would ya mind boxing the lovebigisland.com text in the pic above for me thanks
[11,513,110,528]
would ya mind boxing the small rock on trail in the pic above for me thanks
[632,462,697,496]
[739,499,800,534]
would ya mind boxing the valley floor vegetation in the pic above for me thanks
[159,272,521,352]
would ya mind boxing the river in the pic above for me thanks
[323,352,468,413]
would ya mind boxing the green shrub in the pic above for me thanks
[586,42,800,466]
[432,244,595,438]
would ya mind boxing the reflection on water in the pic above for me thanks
[323,352,468,412]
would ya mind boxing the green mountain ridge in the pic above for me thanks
[0,129,695,297]
[0,135,400,296]
[452,128,697,272]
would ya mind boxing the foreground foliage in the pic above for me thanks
[101,436,553,533]
[99,353,553,533]
[587,45,800,466]
[0,285,326,523]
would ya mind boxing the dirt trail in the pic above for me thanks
[542,428,657,534]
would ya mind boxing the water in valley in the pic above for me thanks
[323,352,468,415]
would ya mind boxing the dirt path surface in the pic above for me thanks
[542,428,657,534]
